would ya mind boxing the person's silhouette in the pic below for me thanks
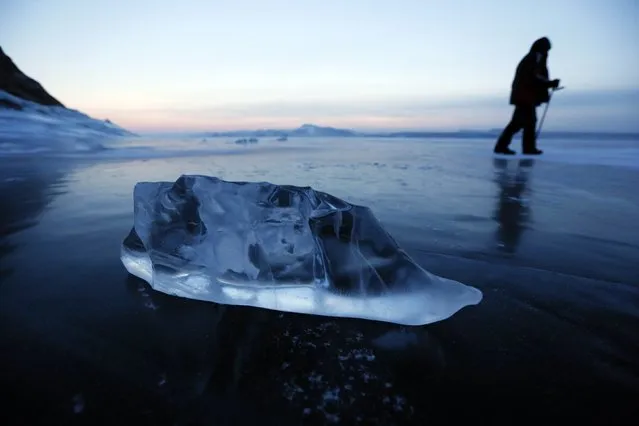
[494,37,561,156]
[492,158,535,253]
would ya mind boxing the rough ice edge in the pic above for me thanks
[120,177,483,326]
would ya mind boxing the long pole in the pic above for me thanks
[536,86,564,139]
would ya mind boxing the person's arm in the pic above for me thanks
[535,72,559,87]
[533,53,560,88]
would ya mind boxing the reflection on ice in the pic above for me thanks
[120,175,482,325]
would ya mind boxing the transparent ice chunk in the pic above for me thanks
[120,175,482,325]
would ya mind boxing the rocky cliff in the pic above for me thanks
[0,46,64,109]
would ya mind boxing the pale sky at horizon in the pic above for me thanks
[1,0,638,132]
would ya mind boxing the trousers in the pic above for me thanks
[494,105,538,152]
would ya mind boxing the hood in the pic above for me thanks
[530,37,551,53]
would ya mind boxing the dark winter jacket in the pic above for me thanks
[509,38,554,106]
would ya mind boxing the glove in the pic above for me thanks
[549,79,560,89]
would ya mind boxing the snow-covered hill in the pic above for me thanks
[0,90,135,154]
[0,46,135,154]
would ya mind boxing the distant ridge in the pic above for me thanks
[199,123,357,138]
[193,123,639,140]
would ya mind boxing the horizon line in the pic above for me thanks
[135,126,639,136]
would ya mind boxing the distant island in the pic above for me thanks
[198,123,356,138]
[195,123,639,141]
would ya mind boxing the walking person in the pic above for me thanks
[494,37,561,155]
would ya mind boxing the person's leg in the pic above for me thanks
[494,107,524,154]
[522,107,542,154]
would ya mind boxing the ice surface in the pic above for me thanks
[120,175,482,325]
[0,90,133,154]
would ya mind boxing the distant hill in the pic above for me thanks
[289,123,357,137]
[195,123,638,141]
[198,123,358,138]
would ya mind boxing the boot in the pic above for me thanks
[494,134,516,155]
[494,123,519,155]
[523,148,543,155]
[494,147,516,155]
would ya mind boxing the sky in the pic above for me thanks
[1,0,638,133]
